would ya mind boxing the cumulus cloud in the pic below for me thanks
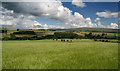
[85,17,97,27]
[96,11,118,18]
[94,18,100,22]
[107,23,118,29]
[2,1,94,29]
[72,0,86,8]
[1,7,66,29]
[2,1,73,25]
[1,0,118,29]
[96,21,106,28]
[94,20,118,29]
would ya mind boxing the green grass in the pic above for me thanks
[0,41,2,70]
[2,39,118,69]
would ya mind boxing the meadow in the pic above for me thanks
[2,39,118,69]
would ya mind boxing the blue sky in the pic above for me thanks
[36,2,118,26]
[2,1,119,29]
[62,2,118,26]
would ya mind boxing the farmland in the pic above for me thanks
[2,39,118,69]
[1,28,118,69]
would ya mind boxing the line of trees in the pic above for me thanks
[2,32,83,40]
[2,31,118,41]
[13,31,36,35]
[85,32,117,39]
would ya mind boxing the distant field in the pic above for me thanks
[2,39,118,69]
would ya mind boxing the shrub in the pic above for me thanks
[94,39,97,41]
[67,40,69,42]
[3,37,9,40]
[10,34,16,40]
[101,40,105,42]
[17,29,19,31]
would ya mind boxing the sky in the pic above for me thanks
[0,0,119,29]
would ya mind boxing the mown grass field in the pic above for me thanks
[2,39,118,69]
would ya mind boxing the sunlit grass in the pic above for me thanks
[2,39,118,69]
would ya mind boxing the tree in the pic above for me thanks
[10,34,16,40]
[102,33,105,36]
[2,28,7,34]
[88,32,92,35]
[3,37,9,40]
[67,40,69,42]
[17,29,19,31]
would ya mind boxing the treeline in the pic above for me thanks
[53,32,83,39]
[2,31,83,40]
[13,31,36,35]
[85,32,118,39]
[2,30,118,41]
[0,29,7,33]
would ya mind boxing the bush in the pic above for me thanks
[17,29,19,31]
[94,39,97,41]
[10,34,16,40]
[3,37,9,40]
[105,40,109,42]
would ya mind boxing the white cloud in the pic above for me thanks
[94,21,118,29]
[42,24,65,29]
[1,0,118,29]
[96,21,105,28]
[2,1,94,29]
[74,12,84,18]
[96,11,118,18]
[107,23,118,29]
[86,17,97,27]
[94,18,100,22]
[72,0,86,8]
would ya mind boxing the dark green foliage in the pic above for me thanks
[85,32,117,40]
[10,34,16,40]
[54,32,82,39]
[67,40,69,42]
[2,30,7,33]
[85,32,94,39]
[42,35,54,39]
[13,31,36,35]
[94,39,97,41]
[17,29,19,31]
[3,37,9,40]
[101,33,105,36]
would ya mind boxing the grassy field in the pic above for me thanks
[2,39,118,69]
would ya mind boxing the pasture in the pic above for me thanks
[2,39,118,69]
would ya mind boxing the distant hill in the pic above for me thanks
[1,27,119,33]
[48,27,118,33]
